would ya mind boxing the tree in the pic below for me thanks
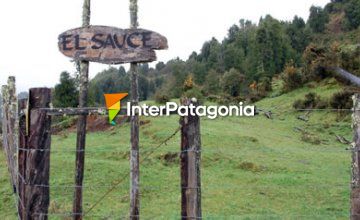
[204,69,221,95]
[255,15,295,78]
[155,62,166,71]
[286,16,309,53]
[88,67,130,105]
[345,0,360,30]
[53,71,79,107]
[138,75,149,101]
[221,68,245,97]
[308,6,329,33]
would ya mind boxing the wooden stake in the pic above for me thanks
[1,85,12,188]
[7,76,18,193]
[180,98,202,220]
[352,94,360,220]
[18,98,28,220]
[129,0,140,219]
[73,1,91,219]
[24,88,51,219]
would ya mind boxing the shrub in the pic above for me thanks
[281,62,305,92]
[183,75,194,91]
[154,91,170,104]
[182,88,205,104]
[293,92,328,109]
[221,68,245,97]
[329,89,355,109]
[258,77,272,94]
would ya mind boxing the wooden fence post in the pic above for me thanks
[129,0,140,219]
[352,93,360,219]
[18,98,28,219]
[24,88,51,219]
[7,76,18,192]
[180,98,202,220]
[73,1,91,219]
[1,85,11,186]
[1,84,18,192]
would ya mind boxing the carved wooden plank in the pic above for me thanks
[58,25,168,64]
[180,98,202,220]
[24,88,51,219]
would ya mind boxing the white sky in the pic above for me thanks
[0,0,330,92]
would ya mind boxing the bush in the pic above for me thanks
[248,77,272,102]
[182,88,205,104]
[329,89,355,109]
[281,63,305,92]
[221,68,245,97]
[293,92,328,109]
[154,91,170,104]
[258,77,272,94]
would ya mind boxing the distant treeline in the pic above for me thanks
[52,0,360,107]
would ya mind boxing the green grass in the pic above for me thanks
[0,79,352,219]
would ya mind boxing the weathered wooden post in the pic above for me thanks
[1,85,11,183]
[57,1,167,218]
[1,82,17,192]
[73,1,91,219]
[352,94,360,219]
[129,0,140,219]
[180,98,202,220]
[18,98,28,220]
[7,76,18,192]
[24,88,51,219]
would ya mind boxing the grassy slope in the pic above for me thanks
[0,79,352,219]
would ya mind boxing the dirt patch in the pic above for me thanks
[54,115,130,134]
[140,120,151,126]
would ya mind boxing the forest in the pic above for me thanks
[53,0,360,108]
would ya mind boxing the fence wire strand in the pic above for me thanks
[1,106,358,218]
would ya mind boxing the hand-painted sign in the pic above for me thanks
[58,25,168,64]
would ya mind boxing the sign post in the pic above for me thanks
[58,1,167,219]
[73,1,91,220]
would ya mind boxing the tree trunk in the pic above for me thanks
[332,67,360,87]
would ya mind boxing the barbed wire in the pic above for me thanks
[84,126,181,216]
[14,146,352,153]
[1,106,358,218]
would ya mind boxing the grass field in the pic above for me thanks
[0,79,353,219]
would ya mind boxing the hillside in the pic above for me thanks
[51,0,357,108]
[0,79,352,219]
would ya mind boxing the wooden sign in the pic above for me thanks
[58,25,168,64]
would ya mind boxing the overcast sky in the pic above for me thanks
[0,0,330,92]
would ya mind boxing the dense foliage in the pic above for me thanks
[53,0,360,105]
[53,72,79,107]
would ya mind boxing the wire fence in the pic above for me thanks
[0,107,355,219]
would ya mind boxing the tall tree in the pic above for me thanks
[345,0,360,30]
[308,6,329,33]
[53,71,79,107]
